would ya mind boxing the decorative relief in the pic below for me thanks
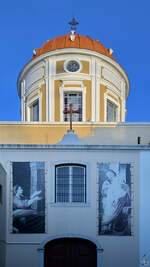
[102,68,121,90]
[64,59,82,73]
[25,67,44,91]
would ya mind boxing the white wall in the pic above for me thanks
[82,125,150,145]
[0,147,140,267]
[5,244,39,267]
[139,152,150,264]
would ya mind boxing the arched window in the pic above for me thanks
[64,92,82,122]
[107,100,117,122]
[30,100,39,121]
[55,164,86,203]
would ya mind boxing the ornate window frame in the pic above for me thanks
[104,92,120,122]
[26,90,42,122]
[59,82,86,123]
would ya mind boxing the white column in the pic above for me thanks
[21,80,26,121]
[59,86,64,122]
[21,82,24,121]
[121,80,126,122]
[82,86,86,122]
[91,57,96,122]
[49,57,55,122]
[96,60,102,122]
[45,59,49,122]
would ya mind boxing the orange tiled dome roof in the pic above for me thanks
[33,34,114,60]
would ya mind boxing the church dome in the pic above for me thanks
[18,27,129,129]
[32,33,115,60]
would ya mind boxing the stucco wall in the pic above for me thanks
[18,50,129,124]
[0,147,140,267]
[0,123,150,145]
[5,244,39,267]
[139,152,150,264]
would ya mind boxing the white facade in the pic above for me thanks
[0,140,150,267]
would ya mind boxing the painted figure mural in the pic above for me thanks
[98,163,131,236]
[12,162,45,233]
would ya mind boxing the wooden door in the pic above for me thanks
[44,238,97,267]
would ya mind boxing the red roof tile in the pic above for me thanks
[33,34,114,60]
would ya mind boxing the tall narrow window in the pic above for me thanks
[64,93,82,122]
[55,164,86,203]
[30,100,39,121]
[107,100,117,122]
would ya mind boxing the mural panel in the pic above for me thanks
[98,163,131,236]
[12,162,45,233]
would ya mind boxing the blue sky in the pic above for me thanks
[0,0,150,122]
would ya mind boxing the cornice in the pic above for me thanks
[0,144,150,151]
[0,121,150,127]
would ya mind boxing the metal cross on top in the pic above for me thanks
[63,103,79,130]
[68,17,79,31]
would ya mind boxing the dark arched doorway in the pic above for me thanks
[44,238,97,267]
